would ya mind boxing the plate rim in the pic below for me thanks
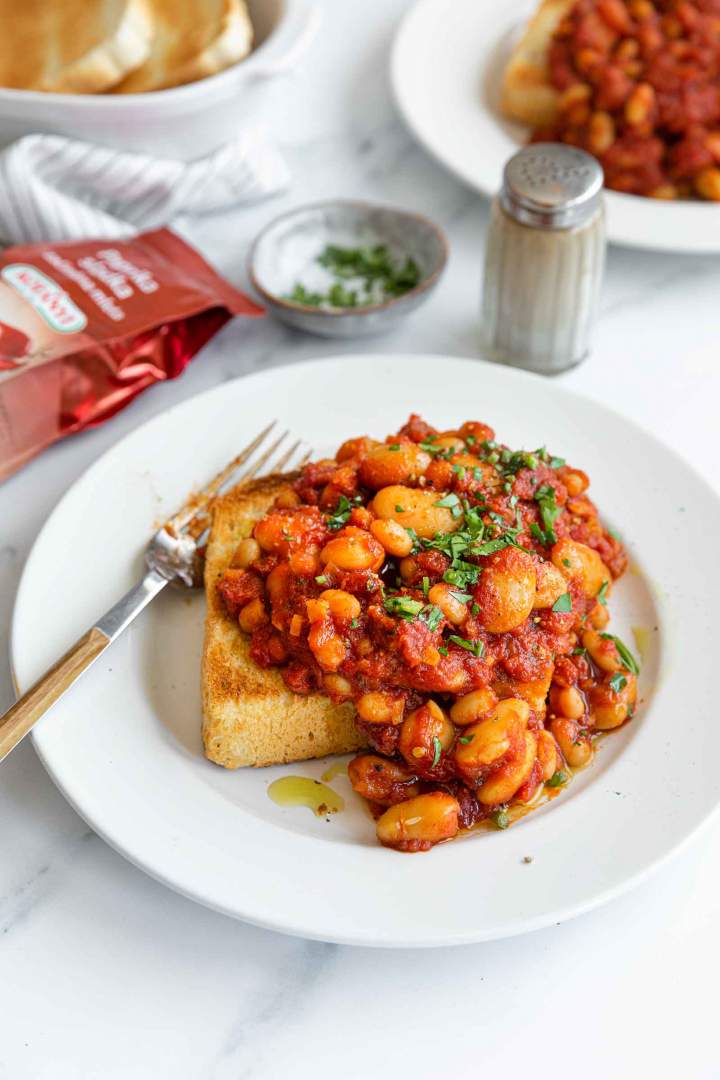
[390,0,720,255]
[11,351,720,946]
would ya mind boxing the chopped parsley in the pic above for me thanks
[419,435,454,459]
[600,633,640,675]
[431,736,442,768]
[447,634,485,657]
[534,485,561,546]
[420,604,444,632]
[546,770,569,788]
[288,244,420,309]
[383,594,444,632]
[494,448,539,475]
[326,494,362,530]
[421,575,430,597]
[384,595,424,620]
[552,592,572,613]
[609,672,628,693]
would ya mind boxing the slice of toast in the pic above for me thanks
[114,0,252,93]
[202,473,366,769]
[501,0,573,127]
[0,0,154,93]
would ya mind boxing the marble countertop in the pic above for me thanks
[2,2,720,1077]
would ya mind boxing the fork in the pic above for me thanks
[0,423,311,763]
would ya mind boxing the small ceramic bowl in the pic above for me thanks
[247,200,448,337]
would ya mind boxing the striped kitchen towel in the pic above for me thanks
[0,128,290,245]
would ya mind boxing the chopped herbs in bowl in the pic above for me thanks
[288,243,421,310]
[248,200,447,337]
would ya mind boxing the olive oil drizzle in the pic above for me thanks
[321,760,349,783]
[268,776,344,816]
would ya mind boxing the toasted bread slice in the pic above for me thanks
[0,0,154,93]
[114,0,252,93]
[202,473,366,770]
[501,0,573,127]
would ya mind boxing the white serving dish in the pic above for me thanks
[12,353,720,946]
[0,0,320,159]
[391,0,720,254]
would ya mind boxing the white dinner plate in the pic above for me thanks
[391,0,720,254]
[11,354,720,946]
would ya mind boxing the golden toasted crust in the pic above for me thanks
[0,0,155,94]
[201,472,365,769]
[501,0,573,127]
[114,0,253,94]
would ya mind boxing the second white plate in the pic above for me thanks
[391,0,720,253]
[11,354,720,945]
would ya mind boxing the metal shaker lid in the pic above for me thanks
[500,144,604,230]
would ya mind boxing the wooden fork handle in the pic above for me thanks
[0,627,110,761]
[1,567,169,764]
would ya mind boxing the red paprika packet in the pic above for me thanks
[0,228,263,482]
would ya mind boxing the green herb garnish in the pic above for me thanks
[435,493,461,509]
[492,809,510,830]
[420,605,444,632]
[600,633,640,675]
[534,485,561,546]
[552,592,572,613]
[431,736,442,768]
[384,596,424,620]
[546,770,569,788]
[287,244,420,309]
[447,634,485,657]
[326,494,362,530]
[609,672,628,693]
[597,580,609,606]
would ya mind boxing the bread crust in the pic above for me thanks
[201,473,365,769]
[114,0,253,93]
[501,0,574,127]
[0,0,155,94]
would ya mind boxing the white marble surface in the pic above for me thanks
[2,2,720,1077]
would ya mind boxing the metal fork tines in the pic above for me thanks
[168,422,312,542]
[0,422,313,764]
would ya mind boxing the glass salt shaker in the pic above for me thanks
[481,144,606,374]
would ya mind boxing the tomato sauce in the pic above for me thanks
[533,0,720,199]
[217,415,640,851]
